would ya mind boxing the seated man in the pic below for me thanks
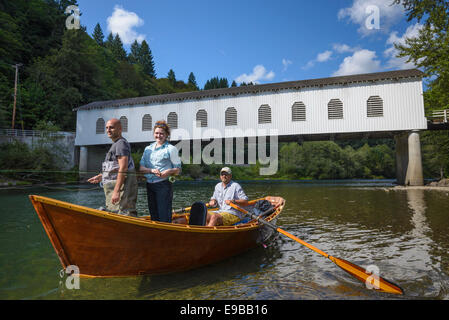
[206,167,249,226]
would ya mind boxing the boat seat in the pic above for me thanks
[189,202,207,226]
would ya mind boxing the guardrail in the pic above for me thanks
[0,128,75,137]
[427,109,448,123]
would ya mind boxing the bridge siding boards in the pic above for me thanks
[75,69,426,146]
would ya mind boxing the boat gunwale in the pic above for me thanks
[28,195,284,234]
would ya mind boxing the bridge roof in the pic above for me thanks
[75,68,424,111]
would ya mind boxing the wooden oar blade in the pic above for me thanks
[329,256,403,295]
[229,202,403,295]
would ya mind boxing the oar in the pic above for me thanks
[173,202,210,214]
[229,202,404,295]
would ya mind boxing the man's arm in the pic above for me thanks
[208,198,218,207]
[225,183,249,206]
[225,199,249,206]
[209,185,219,207]
[87,173,102,184]
[111,156,128,204]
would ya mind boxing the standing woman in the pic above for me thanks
[139,120,181,222]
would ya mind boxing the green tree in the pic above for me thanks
[92,23,104,46]
[204,76,229,90]
[0,0,78,128]
[394,0,449,178]
[111,34,127,61]
[128,40,140,64]
[24,28,114,130]
[139,40,156,78]
[105,32,114,48]
[188,72,198,90]
[167,69,176,86]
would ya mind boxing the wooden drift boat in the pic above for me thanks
[29,195,285,277]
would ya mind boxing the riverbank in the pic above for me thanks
[0,176,32,187]
[389,178,449,192]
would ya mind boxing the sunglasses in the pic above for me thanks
[220,172,230,176]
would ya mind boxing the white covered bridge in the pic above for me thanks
[74,69,427,185]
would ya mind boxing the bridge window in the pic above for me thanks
[225,107,237,126]
[120,116,128,132]
[142,114,152,131]
[292,102,306,121]
[328,99,343,120]
[96,118,105,134]
[196,109,208,127]
[167,112,178,129]
[367,96,383,117]
[258,104,271,124]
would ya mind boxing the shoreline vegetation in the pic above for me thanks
[0,138,447,189]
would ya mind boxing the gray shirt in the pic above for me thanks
[102,137,135,184]
[211,180,248,218]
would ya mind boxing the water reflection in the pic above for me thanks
[1,181,449,299]
[407,189,430,239]
[401,189,443,298]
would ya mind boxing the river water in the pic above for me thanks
[0,180,448,300]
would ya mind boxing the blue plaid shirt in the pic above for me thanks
[140,141,182,183]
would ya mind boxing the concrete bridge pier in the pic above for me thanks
[79,146,89,179]
[395,130,424,186]
[78,145,108,180]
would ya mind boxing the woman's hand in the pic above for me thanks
[151,168,161,177]
[159,168,180,179]
[159,170,170,178]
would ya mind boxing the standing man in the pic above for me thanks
[88,118,138,216]
[206,167,249,226]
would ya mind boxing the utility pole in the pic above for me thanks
[11,63,23,129]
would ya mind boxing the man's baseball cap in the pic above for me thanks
[220,167,232,175]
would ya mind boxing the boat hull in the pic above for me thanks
[29,195,283,277]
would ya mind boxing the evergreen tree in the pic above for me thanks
[92,23,104,46]
[231,80,237,87]
[139,40,156,78]
[188,72,198,89]
[128,40,140,64]
[24,28,109,130]
[167,69,176,86]
[204,77,229,90]
[219,78,229,88]
[104,32,114,51]
[111,34,127,61]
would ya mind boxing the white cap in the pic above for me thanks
[220,167,232,175]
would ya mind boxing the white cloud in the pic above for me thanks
[282,58,292,71]
[107,5,145,45]
[303,60,315,70]
[332,43,359,53]
[384,23,424,69]
[332,49,382,76]
[316,50,332,62]
[235,65,275,84]
[303,50,332,69]
[338,0,405,36]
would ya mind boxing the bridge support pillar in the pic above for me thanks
[395,130,424,186]
[79,146,89,179]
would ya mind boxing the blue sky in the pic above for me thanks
[76,0,422,89]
